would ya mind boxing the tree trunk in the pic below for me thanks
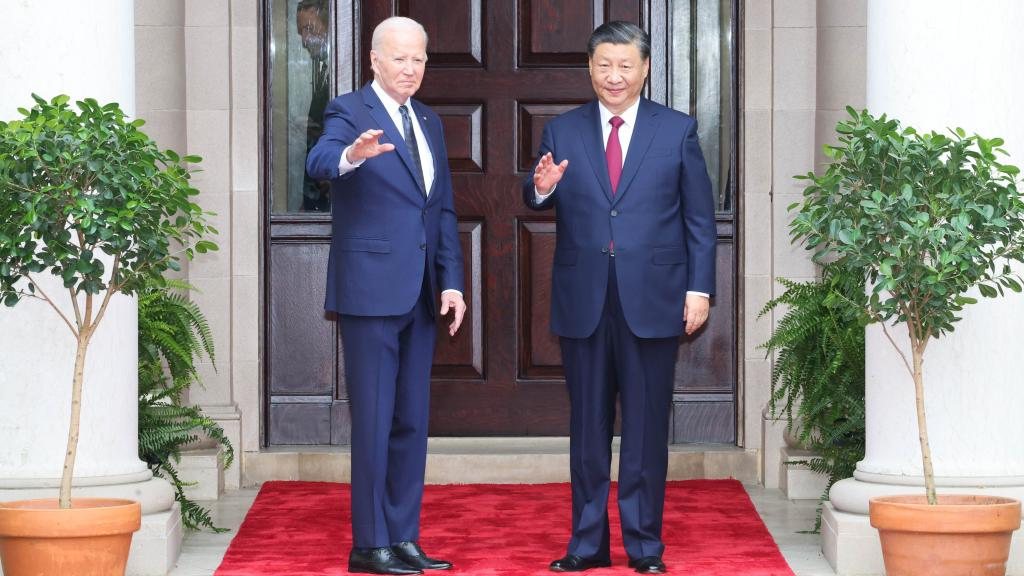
[59,328,91,508]
[912,344,937,504]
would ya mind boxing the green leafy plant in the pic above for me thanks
[138,278,233,532]
[760,262,867,528]
[790,107,1024,504]
[0,94,216,508]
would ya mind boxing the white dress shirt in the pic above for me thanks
[338,80,435,195]
[535,97,708,299]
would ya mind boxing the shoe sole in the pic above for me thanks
[348,567,423,575]
[550,563,613,572]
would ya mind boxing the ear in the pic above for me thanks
[369,50,380,75]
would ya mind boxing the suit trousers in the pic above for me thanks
[559,258,679,561]
[339,273,436,548]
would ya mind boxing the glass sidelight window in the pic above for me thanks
[268,0,333,214]
[668,0,735,213]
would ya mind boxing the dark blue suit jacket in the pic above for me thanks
[523,99,716,339]
[307,83,464,317]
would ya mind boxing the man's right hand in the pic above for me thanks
[533,152,568,195]
[346,129,396,163]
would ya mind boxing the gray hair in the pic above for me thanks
[587,21,650,60]
[371,16,429,51]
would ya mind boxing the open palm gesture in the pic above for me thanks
[346,129,396,163]
[533,152,568,195]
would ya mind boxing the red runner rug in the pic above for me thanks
[214,480,795,575]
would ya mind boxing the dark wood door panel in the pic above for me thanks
[269,242,336,395]
[674,219,735,393]
[400,0,483,66]
[432,221,484,379]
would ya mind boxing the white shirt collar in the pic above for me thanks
[598,97,641,128]
[370,79,410,116]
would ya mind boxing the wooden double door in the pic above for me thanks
[264,0,737,445]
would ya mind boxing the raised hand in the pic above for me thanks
[346,129,396,163]
[533,152,568,195]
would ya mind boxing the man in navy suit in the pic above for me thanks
[523,21,717,575]
[306,16,465,576]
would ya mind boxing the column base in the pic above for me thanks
[780,446,829,500]
[126,502,183,576]
[178,448,224,501]
[761,412,787,490]
[200,404,242,490]
[822,478,1024,575]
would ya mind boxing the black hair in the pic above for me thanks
[587,21,650,60]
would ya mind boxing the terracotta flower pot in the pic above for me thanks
[0,498,141,576]
[870,494,1021,576]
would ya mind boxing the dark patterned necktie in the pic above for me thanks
[399,105,427,195]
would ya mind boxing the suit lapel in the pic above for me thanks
[579,101,614,204]
[360,84,426,200]
[612,98,659,206]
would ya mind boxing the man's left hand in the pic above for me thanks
[440,291,467,336]
[684,294,710,335]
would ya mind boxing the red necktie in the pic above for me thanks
[606,116,625,194]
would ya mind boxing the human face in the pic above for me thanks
[297,9,327,56]
[369,28,427,104]
[589,42,649,115]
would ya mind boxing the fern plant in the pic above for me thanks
[759,262,867,529]
[138,278,234,532]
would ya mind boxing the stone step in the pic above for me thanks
[243,438,758,487]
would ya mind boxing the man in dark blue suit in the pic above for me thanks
[306,16,465,576]
[523,21,717,575]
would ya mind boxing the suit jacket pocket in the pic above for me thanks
[652,246,686,265]
[554,249,578,266]
[338,237,391,253]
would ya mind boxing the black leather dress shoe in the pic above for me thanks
[629,556,666,574]
[549,554,612,572]
[349,547,423,575]
[391,541,452,570]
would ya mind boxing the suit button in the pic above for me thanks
[610,209,619,217]
[419,244,427,251]
[601,247,609,254]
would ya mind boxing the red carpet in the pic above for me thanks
[214,480,795,575]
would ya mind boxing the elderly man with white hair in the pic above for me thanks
[307,16,466,576]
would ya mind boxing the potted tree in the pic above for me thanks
[0,95,215,575]
[791,107,1024,576]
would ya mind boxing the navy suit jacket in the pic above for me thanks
[307,83,464,317]
[523,98,716,339]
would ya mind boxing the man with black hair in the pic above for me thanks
[524,20,717,575]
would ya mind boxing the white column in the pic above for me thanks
[822,2,1024,574]
[0,2,178,573]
